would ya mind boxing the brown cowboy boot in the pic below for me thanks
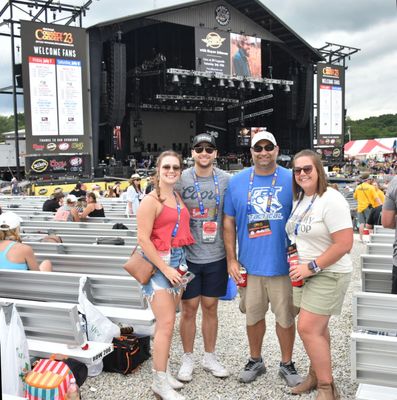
[291,365,317,395]
[316,381,340,400]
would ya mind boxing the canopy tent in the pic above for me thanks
[344,139,393,157]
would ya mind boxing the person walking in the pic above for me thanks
[286,149,353,399]
[353,173,382,242]
[381,175,397,294]
[137,150,195,400]
[126,174,143,216]
[223,129,302,386]
[176,133,230,382]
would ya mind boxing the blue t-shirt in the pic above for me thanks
[224,166,292,276]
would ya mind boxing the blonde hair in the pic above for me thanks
[0,227,21,242]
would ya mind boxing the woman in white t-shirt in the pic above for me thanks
[285,149,353,400]
[125,175,143,216]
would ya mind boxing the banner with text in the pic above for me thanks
[21,20,91,169]
[315,63,345,150]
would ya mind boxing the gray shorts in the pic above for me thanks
[357,207,371,224]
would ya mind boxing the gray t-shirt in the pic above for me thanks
[384,176,397,265]
[176,167,230,264]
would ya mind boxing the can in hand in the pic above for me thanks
[176,264,188,276]
[237,266,247,287]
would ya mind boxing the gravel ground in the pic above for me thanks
[80,239,364,400]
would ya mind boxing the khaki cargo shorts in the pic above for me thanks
[293,271,351,315]
[239,274,298,328]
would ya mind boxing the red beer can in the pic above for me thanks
[176,264,188,276]
[237,266,247,287]
[287,244,304,287]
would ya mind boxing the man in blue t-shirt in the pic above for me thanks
[223,130,302,387]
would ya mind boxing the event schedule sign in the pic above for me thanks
[315,63,345,149]
[21,20,91,174]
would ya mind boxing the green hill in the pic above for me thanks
[346,113,397,140]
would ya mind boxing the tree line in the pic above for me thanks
[346,113,397,141]
[0,113,25,141]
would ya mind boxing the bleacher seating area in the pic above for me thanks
[352,225,397,399]
[0,195,154,368]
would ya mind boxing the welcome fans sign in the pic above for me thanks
[20,21,91,175]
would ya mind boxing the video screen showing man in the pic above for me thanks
[231,33,261,78]
[236,127,251,147]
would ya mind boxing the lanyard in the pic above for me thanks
[247,166,278,215]
[171,192,181,238]
[192,170,220,221]
[290,194,317,236]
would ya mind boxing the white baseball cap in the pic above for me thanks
[66,194,78,203]
[0,212,22,230]
[251,130,277,147]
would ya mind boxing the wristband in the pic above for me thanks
[308,260,322,274]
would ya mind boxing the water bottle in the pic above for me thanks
[65,378,80,400]
[287,244,304,287]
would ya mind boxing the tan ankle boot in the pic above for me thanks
[291,365,317,395]
[316,381,340,400]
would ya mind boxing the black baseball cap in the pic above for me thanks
[192,133,216,148]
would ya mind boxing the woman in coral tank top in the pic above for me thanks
[137,150,194,400]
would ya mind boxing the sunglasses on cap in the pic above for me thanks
[252,143,275,152]
[193,146,216,154]
[293,165,314,175]
[161,164,181,171]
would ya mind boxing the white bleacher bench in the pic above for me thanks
[361,269,392,294]
[29,242,132,257]
[22,233,138,246]
[34,253,129,276]
[356,384,397,400]
[360,254,392,271]
[21,226,136,238]
[351,293,397,389]
[369,234,394,244]
[0,270,155,336]
[373,225,394,235]
[0,270,146,309]
[15,213,134,223]
[353,292,397,334]
[366,243,392,256]
[21,220,136,230]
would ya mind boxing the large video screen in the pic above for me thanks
[230,33,261,78]
[195,28,261,78]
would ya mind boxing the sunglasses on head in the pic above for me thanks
[252,143,275,152]
[161,164,181,171]
[293,165,314,175]
[193,146,216,154]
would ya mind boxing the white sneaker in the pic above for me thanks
[202,352,229,378]
[177,353,194,382]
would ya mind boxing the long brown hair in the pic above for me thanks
[0,227,21,242]
[155,150,183,202]
[86,192,97,203]
[292,149,328,201]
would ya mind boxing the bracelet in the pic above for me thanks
[308,260,322,274]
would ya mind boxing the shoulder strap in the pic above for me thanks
[3,241,16,254]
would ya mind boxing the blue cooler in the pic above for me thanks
[220,276,237,301]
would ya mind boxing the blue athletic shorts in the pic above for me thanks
[182,257,228,300]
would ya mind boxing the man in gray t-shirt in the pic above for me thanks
[382,175,397,294]
[175,133,230,382]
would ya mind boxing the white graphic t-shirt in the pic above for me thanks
[286,187,353,273]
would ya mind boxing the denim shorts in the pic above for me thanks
[141,247,186,301]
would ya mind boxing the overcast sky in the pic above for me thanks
[0,0,396,120]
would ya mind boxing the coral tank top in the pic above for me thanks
[150,205,195,251]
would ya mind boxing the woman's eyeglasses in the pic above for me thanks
[252,144,275,153]
[293,165,314,175]
[193,146,216,154]
[161,165,181,171]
